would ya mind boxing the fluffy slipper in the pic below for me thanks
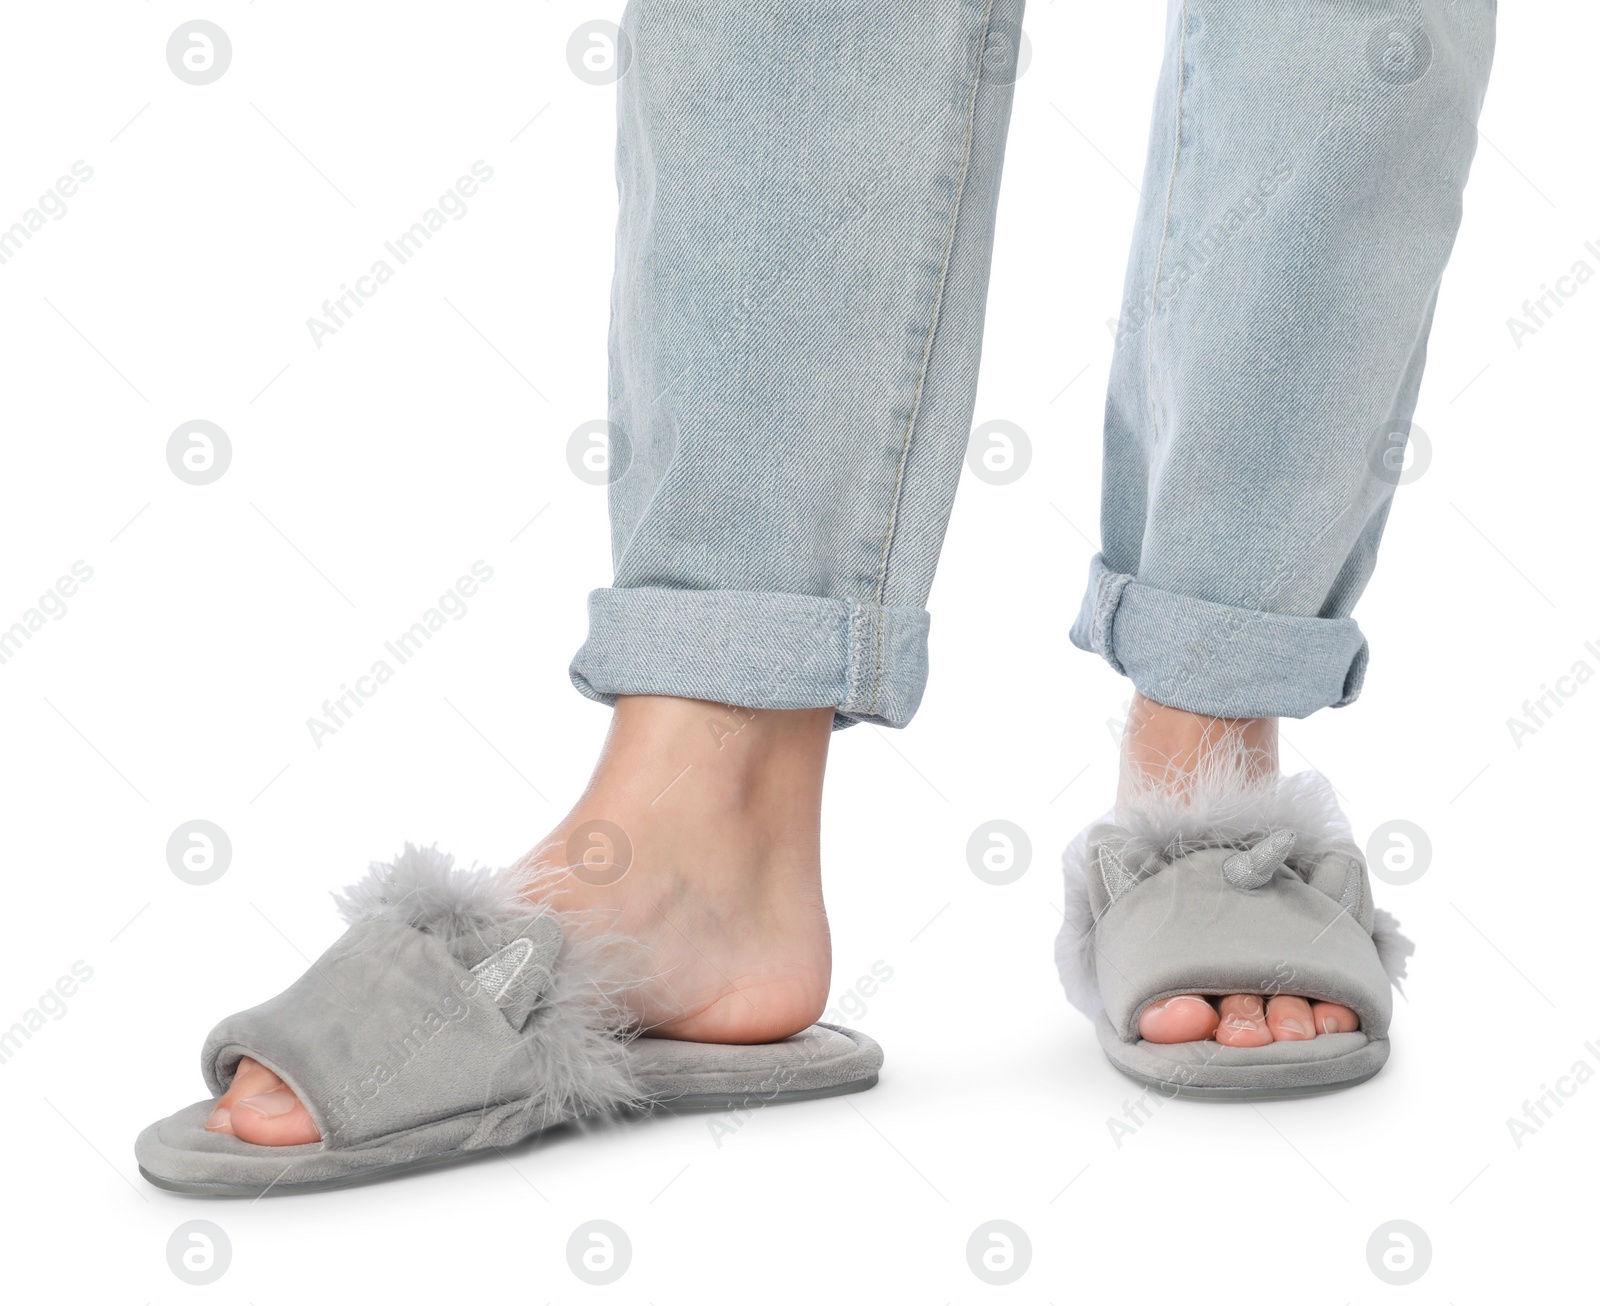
[1056,764,1412,1100]
[136,846,881,1196]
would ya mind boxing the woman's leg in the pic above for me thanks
[1078,0,1496,1044]
[208,0,1027,1145]
[573,0,1024,727]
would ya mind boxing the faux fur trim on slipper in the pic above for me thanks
[1112,756,1353,874]
[333,843,531,957]
[1371,906,1414,993]
[1055,820,1104,1019]
[333,843,644,1119]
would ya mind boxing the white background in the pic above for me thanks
[0,2,1592,1301]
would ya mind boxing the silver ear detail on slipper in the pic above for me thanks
[1097,843,1140,904]
[1221,828,1297,890]
[468,915,565,1025]
[472,937,535,1003]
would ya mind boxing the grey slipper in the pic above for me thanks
[1055,768,1412,1101]
[136,846,881,1197]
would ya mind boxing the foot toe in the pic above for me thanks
[206,1055,321,1146]
[203,1056,278,1135]
[1138,995,1219,1043]
[1214,994,1273,1046]
[230,1088,321,1146]
[1309,1000,1360,1035]
[1265,994,1315,1042]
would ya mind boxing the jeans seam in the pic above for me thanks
[1142,0,1188,461]
[846,601,870,714]
[868,0,997,716]
[1093,568,1135,676]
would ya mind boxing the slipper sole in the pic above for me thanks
[1095,1011,1389,1101]
[137,1023,880,1198]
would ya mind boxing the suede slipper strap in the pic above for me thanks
[1092,844,1395,1042]
[200,920,552,1146]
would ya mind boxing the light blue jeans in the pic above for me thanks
[570,1,1496,726]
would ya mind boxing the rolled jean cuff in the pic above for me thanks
[1068,554,1369,719]
[570,587,931,728]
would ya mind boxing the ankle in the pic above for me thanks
[521,696,832,900]
[594,695,833,818]
[1118,691,1278,805]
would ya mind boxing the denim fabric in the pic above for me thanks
[1070,0,1496,718]
[571,0,1496,726]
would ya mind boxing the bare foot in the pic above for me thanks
[1121,691,1363,1047]
[207,694,836,1145]
[513,694,834,1044]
